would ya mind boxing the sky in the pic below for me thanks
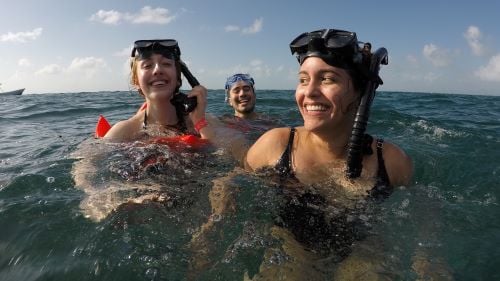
[1,0,499,96]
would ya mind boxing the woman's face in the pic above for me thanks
[134,54,179,100]
[295,57,358,132]
[227,81,256,116]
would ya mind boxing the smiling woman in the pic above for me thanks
[242,28,416,279]
[103,39,213,142]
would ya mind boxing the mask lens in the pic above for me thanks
[325,31,355,48]
[131,39,180,59]
[290,30,324,52]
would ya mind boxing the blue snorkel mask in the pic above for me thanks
[225,73,255,103]
[225,73,255,90]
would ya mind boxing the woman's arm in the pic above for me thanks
[245,127,290,171]
[382,141,414,187]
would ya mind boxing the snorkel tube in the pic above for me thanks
[171,60,200,114]
[346,47,388,179]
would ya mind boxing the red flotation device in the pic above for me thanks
[95,115,112,138]
[94,114,208,150]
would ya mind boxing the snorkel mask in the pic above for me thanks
[289,28,389,179]
[290,29,362,69]
[225,73,255,90]
[131,39,181,60]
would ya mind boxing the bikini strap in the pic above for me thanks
[276,127,296,178]
[286,127,296,173]
[370,138,391,198]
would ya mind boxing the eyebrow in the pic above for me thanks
[298,69,344,77]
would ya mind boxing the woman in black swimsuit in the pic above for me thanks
[244,29,413,279]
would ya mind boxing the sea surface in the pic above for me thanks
[0,90,499,280]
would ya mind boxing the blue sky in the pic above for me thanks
[1,0,499,95]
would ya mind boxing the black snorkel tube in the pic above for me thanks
[171,60,200,115]
[346,47,388,179]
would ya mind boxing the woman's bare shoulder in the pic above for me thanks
[245,127,292,171]
[380,140,414,187]
[104,117,141,142]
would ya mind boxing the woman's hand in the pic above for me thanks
[188,85,208,124]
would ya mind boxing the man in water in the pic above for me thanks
[225,73,257,119]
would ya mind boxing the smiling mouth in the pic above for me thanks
[151,80,167,86]
[305,104,329,112]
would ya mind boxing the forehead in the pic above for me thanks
[229,80,253,91]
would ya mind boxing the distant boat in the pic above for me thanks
[0,88,24,95]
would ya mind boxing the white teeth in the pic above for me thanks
[151,81,166,86]
[305,104,327,111]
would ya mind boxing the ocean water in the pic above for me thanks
[0,90,499,280]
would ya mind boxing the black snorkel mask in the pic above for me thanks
[131,39,181,60]
[131,39,199,115]
[289,28,389,179]
[290,29,361,69]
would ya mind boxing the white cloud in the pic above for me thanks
[475,54,500,82]
[127,6,175,24]
[89,6,175,25]
[0,27,43,43]
[464,25,485,56]
[114,47,132,57]
[224,25,240,32]
[36,64,63,75]
[242,18,263,34]
[68,57,107,73]
[250,60,262,67]
[225,18,263,34]
[18,58,32,67]
[423,44,451,67]
[89,10,122,25]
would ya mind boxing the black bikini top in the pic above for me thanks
[274,128,392,199]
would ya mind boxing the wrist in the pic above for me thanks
[194,117,208,133]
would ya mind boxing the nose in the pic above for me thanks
[238,89,248,96]
[303,78,320,98]
[152,63,164,75]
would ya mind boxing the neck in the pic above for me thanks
[143,100,179,128]
[306,121,354,159]
[235,111,258,120]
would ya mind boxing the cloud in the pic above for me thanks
[114,47,132,57]
[89,6,175,25]
[0,27,43,43]
[475,54,500,82]
[89,10,122,25]
[464,25,486,56]
[242,18,263,34]
[35,57,107,77]
[36,64,63,75]
[18,58,32,67]
[127,6,175,24]
[224,25,240,32]
[423,44,452,67]
[225,17,263,34]
[68,57,107,74]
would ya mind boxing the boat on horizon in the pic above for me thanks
[0,88,24,96]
